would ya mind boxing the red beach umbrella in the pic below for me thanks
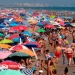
[45,24,55,28]
[1,61,20,70]
[10,26,28,31]
[9,45,29,51]
[9,34,19,40]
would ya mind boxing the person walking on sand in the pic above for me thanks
[55,44,62,63]
[66,45,73,66]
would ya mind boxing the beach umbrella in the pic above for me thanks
[0,70,24,75]
[65,22,71,26]
[59,21,65,26]
[18,49,35,57]
[9,34,19,40]
[38,22,44,26]
[27,38,36,42]
[0,39,13,44]
[55,18,64,22]
[0,33,5,37]
[8,52,30,57]
[0,44,11,49]
[50,15,56,19]
[24,42,40,48]
[9,22,19,26]
[0,51,12,59]
[13,38,20,43]
[1,61,20,70]
[25,42,41,48]
[10,26,27,31]
[0,25,6,28]
[45,24,55,29]
[9,45,29,51]
[37,28,46,33]
[23,31,32,36]
[22,20,30,26]
[71,23,75,27]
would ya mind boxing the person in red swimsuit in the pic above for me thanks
[55,44,62,63]
[66,46,73,66]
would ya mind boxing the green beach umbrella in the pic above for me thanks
[50,15,56,19]
[0,33,5,37]
[37,28,46,33]
[8,52,31,57]
[0,39,13,44]
[0,69,24,75]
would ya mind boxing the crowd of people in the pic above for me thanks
[0,9,75,75]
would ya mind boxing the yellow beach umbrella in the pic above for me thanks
[0,39,13,44]
[0,44,12,49]
[18,49,35,57]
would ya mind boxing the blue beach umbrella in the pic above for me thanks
[23,31,32,36]
[38,22,44,26]
[9,23,19,26]
[24,43,37,48]
[13,38,20,43]
[28,38,36,42]
[0,25,6,28]
[64,22,71,26]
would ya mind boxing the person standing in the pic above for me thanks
[55,44,62,63]
[66,46,73,66]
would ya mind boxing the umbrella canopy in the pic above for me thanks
[1,61,20,70]
[45,24,55,29]
[8,52,30,57]
[0,39,13,44]
[9,45,29,51]
[18,49,35,57]
[9,22,19,26]
[25,42,41,48]
[27,38,36,42]
[55,18,64,22]
[38,22,44,26]
[0,70,24,75]
[23,31,32,36]
[0,44,11,49]
[10,26,27,31]
[24,42,38,48]
[50,15,56,19]
[9,34,19,40]
[13,38,20,43]
[0,33,5,37]
[37,28,46,33]
[71,23,75,27]
[0,51,12,59]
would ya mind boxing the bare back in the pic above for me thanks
[66,48,73,53]
[56,46,61,52]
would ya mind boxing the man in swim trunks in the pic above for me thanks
[66,46,73,66]
[55,44,62,63]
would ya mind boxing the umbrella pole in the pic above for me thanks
[32,47,38,59]
[20,38,22,44]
